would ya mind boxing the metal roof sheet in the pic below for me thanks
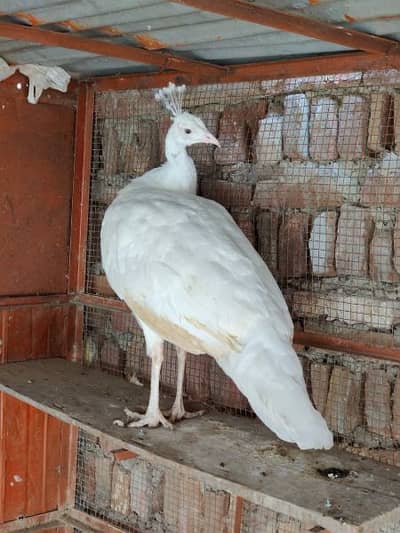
[0,0,398,78]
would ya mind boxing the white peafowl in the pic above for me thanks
[101,83,333,450]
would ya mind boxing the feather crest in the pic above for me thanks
[154,82,186,117]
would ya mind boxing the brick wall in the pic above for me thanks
[75,430,318,533]
[87,72,400,454]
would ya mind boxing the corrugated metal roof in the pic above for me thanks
[0,0,398,78]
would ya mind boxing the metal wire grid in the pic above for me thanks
[74,430,237,532]
[74,429,325,533]
[83,305,250,415]
[83,77,400,458]
[87,80,400,338]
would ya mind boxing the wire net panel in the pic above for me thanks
[84,305,250,414]
[74,429,323,533]
[84,72,400,457]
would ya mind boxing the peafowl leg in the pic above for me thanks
[166,347,205,422]
[122,339,172,429]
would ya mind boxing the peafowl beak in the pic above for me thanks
[203,132,221,148]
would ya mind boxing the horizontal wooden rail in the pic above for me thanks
[0,21,225,76]
[89,51,398,92]
[172,0,400,56]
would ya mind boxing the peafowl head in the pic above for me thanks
[155,82,220,149]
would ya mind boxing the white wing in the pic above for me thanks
[101,186,292,357]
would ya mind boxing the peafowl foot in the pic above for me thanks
[122,406,173,429]
[165,404,205,423]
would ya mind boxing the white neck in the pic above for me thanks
[120,124,198,197]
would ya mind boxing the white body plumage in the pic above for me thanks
[101,87,333,450]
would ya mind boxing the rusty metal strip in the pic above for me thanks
[0,21,225,76]
[68,85,94,295]
[89,51,398,92]
[294,330,400,364]
[171,0,400,56]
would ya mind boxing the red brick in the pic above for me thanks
[215,105,248,164]
[282,93,309,160]
[209,359,249,411]
[231,208,256,246]
[254,106,283,165]
[256,210,279,278]
[308,211,337,276]
[361,175,400,206]
[164,472,203,532]
[185,353,211,401]
[100,340,121,374]
[102,120,119,177]
[369,228,399,283]
[364,369,392,440]
[325,366,362,436]
[278,213,309,278]
[111,462,131,515]
[120,120,159,176]
[203,489,231,532]
[337,95,368,159]
[92,274,116,297]
[253,177,351,209]
[246,100,268,139]
[309,97,338,162]
[158,114,171,162]
[111,311,137,334]
[95,454,112,509]
[200,178,252,209]
[392,374,400,442]
[368,93,392,152]
[129,459,155,522]
[310,363,331,416]
[335,205,373,277]
[242,501,278,532]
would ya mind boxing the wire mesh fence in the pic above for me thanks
[74,429,326,533]
[83,73,400,459]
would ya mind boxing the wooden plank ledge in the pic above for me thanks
[1,358,400,533]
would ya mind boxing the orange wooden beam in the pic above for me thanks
[89,51,398,91]
[171,0,400,56]
[294,331,400,364]
[0,21,225,76]
[68,85,94,295]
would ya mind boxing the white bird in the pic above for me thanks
[101,84,333,450]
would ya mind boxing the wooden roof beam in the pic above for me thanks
[89,51,399,91]
[171,0,400,56]
[0,21,225,76]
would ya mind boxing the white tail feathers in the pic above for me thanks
[217,340,333,450]
[155,82,186,117]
